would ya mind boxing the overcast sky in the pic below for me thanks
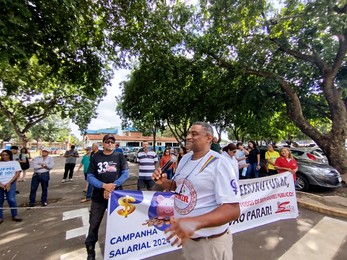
[71,69,130,139]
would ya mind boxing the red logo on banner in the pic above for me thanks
[275,201,291,213]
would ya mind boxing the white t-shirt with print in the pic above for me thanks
[222,151,239,180]
[0,160,21,185]
[235,149,247,165]
[173,150,241,238]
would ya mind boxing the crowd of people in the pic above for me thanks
[210,139,298,183]
[0,126,298,260]
[0,146,55,224]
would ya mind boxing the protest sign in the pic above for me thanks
[104,172,298,259]
[104,190,180,259]
[231,172,298,233]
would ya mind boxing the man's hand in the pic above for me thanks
[4,182,11,191]
[104,190,111,199]
[102,183,115,192]
[165,217,198,247]
[152,167,167,185]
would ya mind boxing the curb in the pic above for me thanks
[297,197,347,219]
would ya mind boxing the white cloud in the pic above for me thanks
[71,69,131,139]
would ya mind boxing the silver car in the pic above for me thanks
[259,147,341,191]
[126,147,142,162]
[296,158,342,191]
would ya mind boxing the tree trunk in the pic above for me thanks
[247,71,347,179]
[316,136,347,181]
[20,133,29,148]
[152,127,157,151]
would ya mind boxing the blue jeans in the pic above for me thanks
[29,172,50,206]
[86,183,93,199]
[0,182,18,219]
[246,163,259,178]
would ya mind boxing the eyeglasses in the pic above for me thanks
[104,141,115,144]
[1,154,9,156]
[231,150,237,153]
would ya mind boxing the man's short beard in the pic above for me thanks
[105,147,114,151]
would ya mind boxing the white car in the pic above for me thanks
[290,148,328,164]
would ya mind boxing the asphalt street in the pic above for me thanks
[1,155,347,260]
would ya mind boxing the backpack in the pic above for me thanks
[20,154,30,170]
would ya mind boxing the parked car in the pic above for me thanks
[289,147,328,164]
[127,147,142,162]
[259,147,341,191]
[295,159,341,191]
[121,147,131,159]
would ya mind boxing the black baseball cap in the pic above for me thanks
[10,146,19,150]
[103,134,116,142]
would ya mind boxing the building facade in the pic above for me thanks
[83,128,179,150]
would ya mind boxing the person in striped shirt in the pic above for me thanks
[137,141,159,190]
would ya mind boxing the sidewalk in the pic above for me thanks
[297,189,347,219]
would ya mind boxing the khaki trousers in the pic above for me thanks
[182,231,233,260]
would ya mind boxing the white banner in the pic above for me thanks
[231,172,298,233]
[105,190,180,260]
[104,172,298,259]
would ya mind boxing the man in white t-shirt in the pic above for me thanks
[152,122,241,260]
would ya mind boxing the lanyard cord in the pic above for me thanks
[169,154,205,193]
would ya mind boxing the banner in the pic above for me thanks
[104,172,298,259]
[105,190,180,259]
[231,172,298,233]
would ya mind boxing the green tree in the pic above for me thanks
[117,55,199,143]
[0,0,112,146]
[111,1,347,177]
[0,114,16,146]
[196,0,347,176]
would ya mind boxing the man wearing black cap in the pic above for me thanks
[84,134,129,260]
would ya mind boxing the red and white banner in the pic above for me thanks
[104,172,298,259]
[231,172,298,233]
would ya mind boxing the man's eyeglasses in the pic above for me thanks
[104,141,115,144]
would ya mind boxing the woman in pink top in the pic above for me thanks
[275,147,298,181]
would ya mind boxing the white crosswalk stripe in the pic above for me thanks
[60,208,103,259]
[278,216,347,260]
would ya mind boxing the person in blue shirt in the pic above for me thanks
[77,147,93,203]
[114,142,123,153]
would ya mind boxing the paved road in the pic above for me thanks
[1,156,347,260]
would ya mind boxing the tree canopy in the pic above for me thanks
[114,0,347,176]
[0,0,112,145]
